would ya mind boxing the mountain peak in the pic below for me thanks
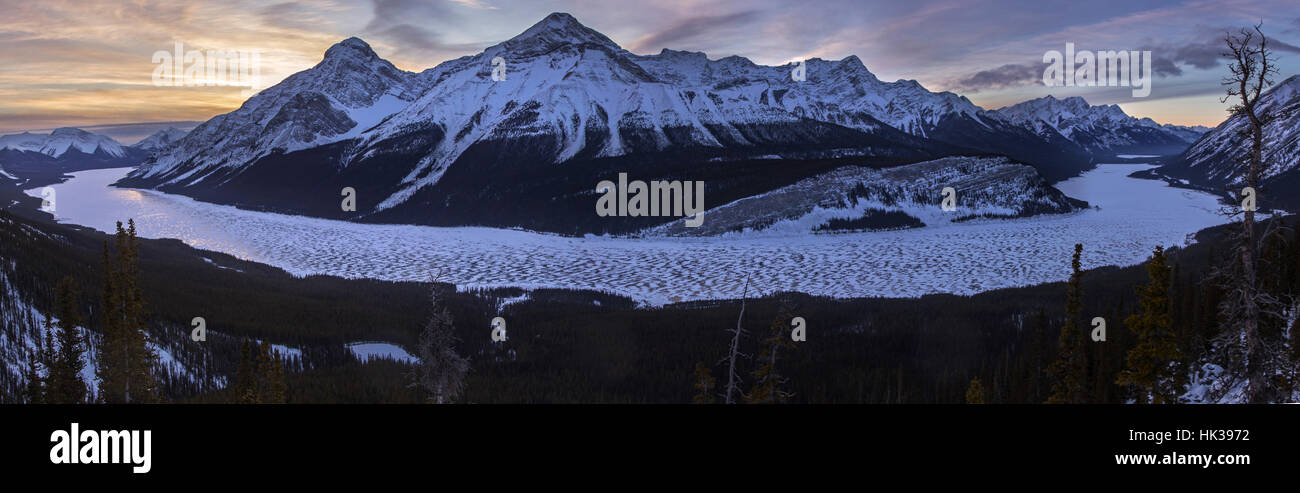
[1060,96,1089,106]
[323,37,378,61]
[507,12,620,50]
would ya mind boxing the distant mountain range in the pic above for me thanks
[992,95,1208,156]
[131,127,190,152]
[1152,74,1300,211]
[0,127,187,187]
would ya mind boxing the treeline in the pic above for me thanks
[966,217,1300,404]
[3,207,1295,404]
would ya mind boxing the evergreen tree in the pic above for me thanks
[965,377,985,404]
[231,340,288,403]
[232,339,258,403]
[21,343,45,404]
[407,276,469,404]
[97,220,160,403]
[691,362,716,404]
[44,276,88,404]
[1118,247,1186,403]
[747,308,796,404]
[256,341,287,404]
[1047,244,1089,404]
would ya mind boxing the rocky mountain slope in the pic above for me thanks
[1153,74,1300,210]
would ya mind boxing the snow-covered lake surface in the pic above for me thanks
[346,342,417,364]
[30,164,1228,304]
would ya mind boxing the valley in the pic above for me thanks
[29,162,1226,305]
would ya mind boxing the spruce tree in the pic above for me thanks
[407,276,469,404]
[233,339,258,403]
[97,220,160,403]
[747,308,796,404]
[45,277,88,404]
[21,343,45,404]
[1047,244,1089,404]
[1117,246,1185,403]
[256,341,287,404]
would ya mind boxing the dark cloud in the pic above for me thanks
[949,63,1040,93]
[1270,38,1300,53]
[627,11,760,53]
[362,0,483,65]
[1137,26,1300,78]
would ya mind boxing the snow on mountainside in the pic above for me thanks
[128,36,429,186]
[132,127,190,152]
[0,214,225,402]
[993,96,1199,155]
[649,156,1085,237]
[1156,74,1300,211]
[352,13,939,211]
[119,13,1134,231]
[0,128,126,158]
[0,128,146,184]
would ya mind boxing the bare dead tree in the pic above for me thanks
[721,275,751,404]
[408,270,469,404]
[1216,22,1280,402]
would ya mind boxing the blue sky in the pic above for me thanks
[3,0,1299,139]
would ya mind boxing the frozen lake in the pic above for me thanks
[30,164,1227,304]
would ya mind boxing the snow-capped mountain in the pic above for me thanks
[122,13,1096,232]
[993,96,1203,156]
[126,36,430,187]
[0,127,126,158]
[1155,74,1300,210]
[621,49,1091,181]
[1159,123,1211,143]
[132,127,190,152]
[0,128,147,185]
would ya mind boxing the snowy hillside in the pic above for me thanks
[1156,74,1300,210]
[649,156,1085,236]
[0,214,223,402]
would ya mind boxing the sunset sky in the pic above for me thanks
[2,0,1299,142]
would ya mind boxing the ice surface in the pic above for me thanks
[31,163,1228,305]
[346,342,417,364]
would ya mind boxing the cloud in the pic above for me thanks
[1138,26,1300,78]
[948,63,1041,93]
[448,0,497,9]
[626,11,760,53]
[362,0,487,65]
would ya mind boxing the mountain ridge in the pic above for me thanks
[117,12,1198,233]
